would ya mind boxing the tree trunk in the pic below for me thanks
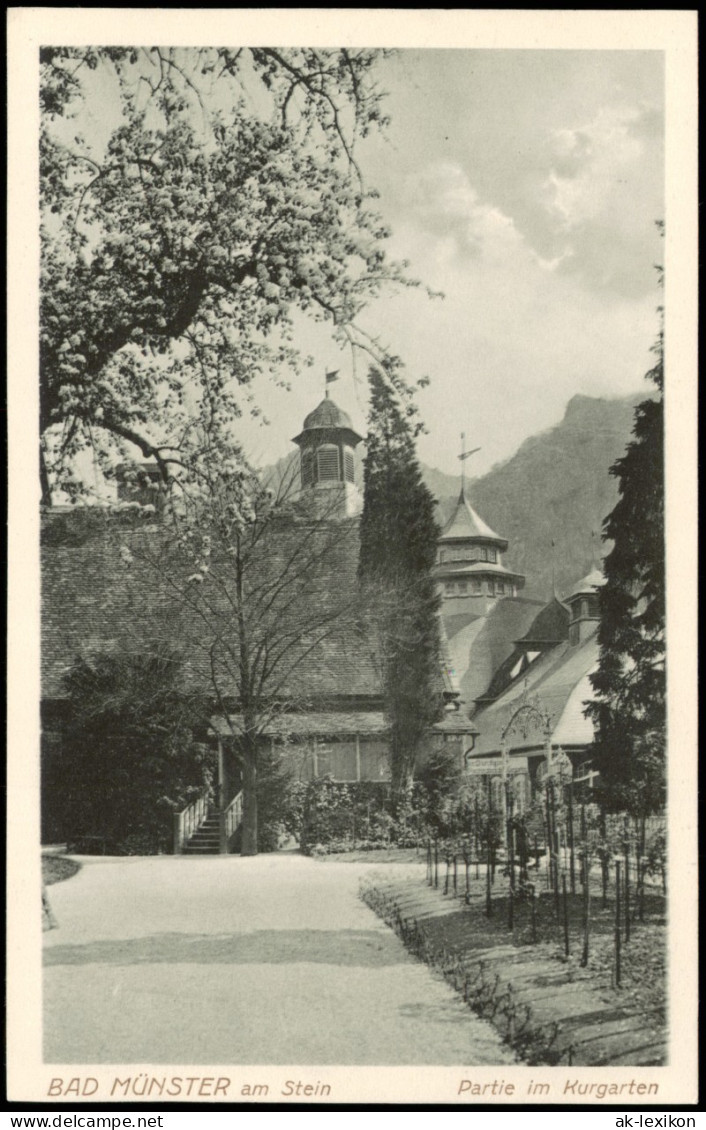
[390,731,416,812]
[240,740,258,856]
[40,445,53,508]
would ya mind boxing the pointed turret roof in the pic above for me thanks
[566,569,605,602]
[440,488,507,548]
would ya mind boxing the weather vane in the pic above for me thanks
[458,431,481,496]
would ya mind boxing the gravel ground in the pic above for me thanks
[43,852,514,1065]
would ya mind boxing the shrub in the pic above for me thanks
[300,777,394,854]
[50,650,213,854]
[254,750,308,852]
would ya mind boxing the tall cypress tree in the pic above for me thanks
[358,364,443,798]
[587,301,665,817]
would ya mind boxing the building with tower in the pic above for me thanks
[292,392,364,519]
[40,379,607,847]
[466,569,606,798]
[434,485,525,609]
[433,480,546,713]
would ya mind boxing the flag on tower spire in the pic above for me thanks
[325,370,339,397]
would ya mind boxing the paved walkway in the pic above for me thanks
[44,853,514,1065]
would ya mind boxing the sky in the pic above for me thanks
[233,49,665,477]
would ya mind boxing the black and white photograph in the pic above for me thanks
[7,8,698,1108]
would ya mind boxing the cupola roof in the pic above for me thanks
[440,488,507,548]
[292,397,364,447]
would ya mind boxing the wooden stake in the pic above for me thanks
[581,852,590,967]
[624,842,631,942]
[568,782,576,894]
[562,872,570,957]
[531,884,537,944]
[615,859,622,988]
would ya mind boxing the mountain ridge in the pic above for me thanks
[263,391,646,601]
[430,391,645,598]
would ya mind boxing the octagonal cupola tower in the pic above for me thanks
[434,483,525,611]
[292,387,364,518]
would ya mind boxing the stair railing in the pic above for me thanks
[173,790,210,854]
[221,790,244,852]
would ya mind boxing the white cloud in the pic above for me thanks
[401,162,529,266]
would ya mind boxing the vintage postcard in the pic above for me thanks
[7,8,698,1108]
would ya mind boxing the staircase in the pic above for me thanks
[174,790,244,855]
[183,812,222,855]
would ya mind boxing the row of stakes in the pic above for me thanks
[373,890,572,1065]
[425,839,643,985]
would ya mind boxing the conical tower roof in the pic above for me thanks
[440,487,507,549]
[566,568,605,602]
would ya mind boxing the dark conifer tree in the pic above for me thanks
[358,364,443,799]
[587,275,665,817]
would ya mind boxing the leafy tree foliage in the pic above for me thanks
[124,465,361,855]
[358,364,443,797]
[587,305,665,817]
[40,47,412,503]
[48,650,212,852]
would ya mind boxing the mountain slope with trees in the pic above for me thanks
[264,391,643,599]
[429,392,644,598]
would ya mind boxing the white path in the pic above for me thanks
[44,852,514,1065]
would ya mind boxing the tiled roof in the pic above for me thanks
[443,597,545,708]
[440,490,507,547]
[41,510,454,712]
[438,617,461,695]
[475,597,573,705]
[303,397,354,431]
[516,596,570,646]
[435,561,524,579]
[210,712,388,737]
[432,710,480,735]
[292,397,364,446]
[470,627,599,756]
[41,513,383,703]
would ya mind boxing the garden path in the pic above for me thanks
[44,852,514,1065]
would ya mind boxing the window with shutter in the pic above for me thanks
[344,448,355,483]
[301,450,315,488]
[317,445,340,481]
